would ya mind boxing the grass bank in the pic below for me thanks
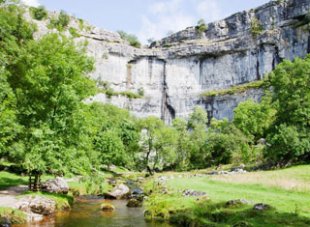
[143,165,310,226]
[0,207,27,224]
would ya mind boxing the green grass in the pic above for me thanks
[0,171,28,190]
[0,171,54,190]
[0,207,27,224]
[144,165,310,226]
[200,80,264,97]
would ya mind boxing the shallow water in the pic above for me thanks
[14,197,171,227]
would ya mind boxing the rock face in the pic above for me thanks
[41,177,69,194]
[27,0,310,122]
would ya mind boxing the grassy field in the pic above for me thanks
[143,165,310,226]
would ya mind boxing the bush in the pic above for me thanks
[117,31,141,48]
[196,19,208,36]
[69,27,80,38]
[266,124,310,164]
[30,6,47,21]
[49,10,70,31]
[250,17,263,37]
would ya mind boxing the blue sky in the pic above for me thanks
[22,0,271,43]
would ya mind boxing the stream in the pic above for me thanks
[14,196,171,227]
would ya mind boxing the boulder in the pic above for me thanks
[17,196,56,215]
[253,203,272,211]
[101,203,115,211]
[41,177,69,194]
[182,189,207,197]
[126,199,142,208]
[104,184,130,199]
[226,199,249,207]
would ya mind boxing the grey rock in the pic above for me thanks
[253,203,272,211]
[226,199,249,207]
[182,189,207,197]
[17,196,56,215]
[104,184,130,199]
[41,177,69,194]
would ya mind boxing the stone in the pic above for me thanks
[182,189,207,197]
[253,203,272,211]
[101,203,115,211]
[41,177,69,194]
[104,184,130,199]
[0,217,11,227]
[226,199,249,207]
[231,168,247,174]
[126,199,142,208]
[257,138,267,145]
[17,196,56,215]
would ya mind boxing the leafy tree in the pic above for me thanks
[208,119,249,165]
[266,124,310,164]
[187,107,209,168]
[233,97,276,140]
[264,56,310,163]
[95,129,127,167]
[4,32,97,185]
[139,116,164,175]
[172,118,191,170]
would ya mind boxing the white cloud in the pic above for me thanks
[138,0,195,44]
[21,0,40,7]
[137,0,223,44]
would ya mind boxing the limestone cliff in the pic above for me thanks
[26,0,310,123]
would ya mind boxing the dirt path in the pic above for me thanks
[0,185,28,208]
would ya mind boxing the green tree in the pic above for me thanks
[138,116,164,174]
[6,33,96,186]
[172,118,191,170]
[187,107,209,168]
[233,97,276,140]
[265,56,310,163]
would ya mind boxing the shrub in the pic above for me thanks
[49,10,70,31]
[196,19,208,36]
[117,30,141,48]
[69,27,80,38]
[30,6,47,21]
[250,17,263,37]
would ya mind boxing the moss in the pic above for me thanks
[200,80,265,98]
[251,17,263,37]
[98,86,144,99]
[0,207,27,224]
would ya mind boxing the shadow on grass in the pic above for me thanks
[169,202,310,227]
[0,177,28,190]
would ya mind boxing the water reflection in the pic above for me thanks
[14,197,171,227]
